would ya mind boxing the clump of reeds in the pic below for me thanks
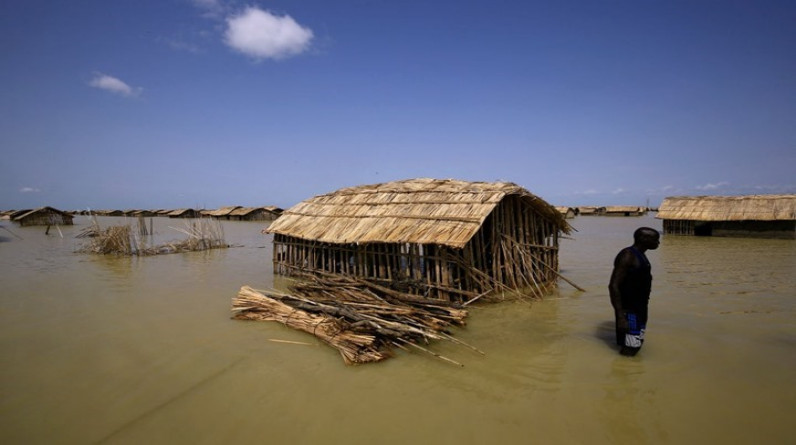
[81,225,136,255]
[79,218,228,256]
[75,214,101,238]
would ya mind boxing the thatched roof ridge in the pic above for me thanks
[267,178,570,248]
[656,195,796,221]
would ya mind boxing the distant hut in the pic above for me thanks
[266,178,572,302]
[229,206,283,221]
[206,206,242,220]
[168,208,201,218]
[131,210,157,217]
[578,206,605,216]
[657,195,796,239]
[264,205,284,217]
[12,206,74,227]
[604,206,646,217]
[555,206,577,219]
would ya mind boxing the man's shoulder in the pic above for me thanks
[614,247,638,267]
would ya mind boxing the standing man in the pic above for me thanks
[609,227,660,356]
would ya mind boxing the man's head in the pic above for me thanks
[633,227,660,251]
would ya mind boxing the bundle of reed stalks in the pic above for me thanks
[232,273,480,366]
[81,225,135,255]
[79,218,228,256]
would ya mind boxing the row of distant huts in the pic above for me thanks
[554,196,794,238]
[0,205,283,227]
[554,206,652,218]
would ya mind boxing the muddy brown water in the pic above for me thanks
[0,215,793,444]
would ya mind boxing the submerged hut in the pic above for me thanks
[12,207,74,227]
[555,206,577,219]
[657,195,796,239]
[266,178,571,302]
[577,206,605,216]
[229,206,283,221]
[167,208,201,219]
[206,206,241,219]
[604,206,647,217]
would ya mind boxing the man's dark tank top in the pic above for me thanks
[618,246,652,311]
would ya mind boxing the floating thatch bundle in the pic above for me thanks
[657,195,796,238]
[266,178,572,302]
[232,272,475,365]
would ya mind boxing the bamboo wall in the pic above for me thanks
[663,219,695,235]
[272,197,562,302]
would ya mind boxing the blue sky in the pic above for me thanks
[1,0,794,211]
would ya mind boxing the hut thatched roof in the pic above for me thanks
[656,195,796,221]
[229,207,261,216]
[605,206,645,213]
[206,206,241,217]
[266,178,571,249]
[13,206,70,220]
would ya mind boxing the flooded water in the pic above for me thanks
[1,215,793,444]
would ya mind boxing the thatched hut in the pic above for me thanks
[604,206,646,217]
[206,206,241,219]
[266,178,572,302]
[577,206,605,216]
[131,210,157,217]
[657,195,796,239]
[555,206,577,219]
[167,208,201,219]
[13,207,74,227]
[229,206,283,221]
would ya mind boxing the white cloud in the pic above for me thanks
[88,73,142,97]
[696,181,730,191]
[612,188,625,194]
[20,187,40,193]
[224,7,313,60]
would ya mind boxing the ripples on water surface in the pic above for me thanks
[0,215,793,444]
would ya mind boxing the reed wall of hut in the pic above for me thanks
[267,179,570,302]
